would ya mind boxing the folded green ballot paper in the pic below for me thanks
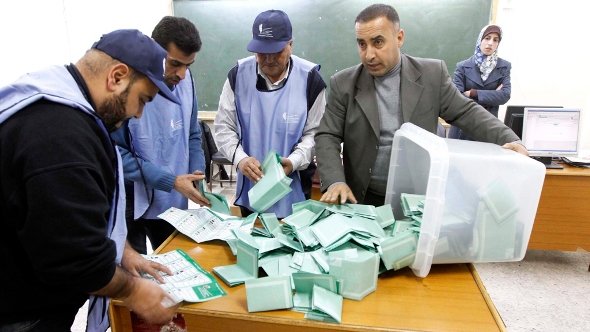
[213,239,259,286]
[198,179,231,215]
[245,276,293,312]
[292,272,339,310]
[248,152,293,212]
[400,193,425,217]
[309,284,343,323]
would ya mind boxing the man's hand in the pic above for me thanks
[238,157,263,182]
[280,157,293,175]
[174,172,210,206]
[463,90,471,97]
[121,242,172,284]
[93,267,178,325]
[320,182,357,204]
[122,277,179,324]
[502,142,529,156]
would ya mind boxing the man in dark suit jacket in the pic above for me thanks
[314,4,527,206]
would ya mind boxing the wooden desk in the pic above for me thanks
[110,233,505,332]
[528,164,590,251]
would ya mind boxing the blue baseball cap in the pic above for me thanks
[92,29,180,104]
[247,10,292,54]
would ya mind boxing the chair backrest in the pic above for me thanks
[200,120,218,181]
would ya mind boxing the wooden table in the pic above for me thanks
[110,233,505,332]
[528,163,590,251]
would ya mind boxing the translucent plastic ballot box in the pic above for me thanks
[384,123,546,277]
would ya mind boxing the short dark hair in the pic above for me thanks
[152,16,202,54]
[355,4,400,26]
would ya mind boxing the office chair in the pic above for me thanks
[209,151,234,191]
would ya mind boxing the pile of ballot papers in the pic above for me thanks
[159,192,425,324]
[156,151,430,323]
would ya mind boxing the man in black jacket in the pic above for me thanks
[0,30,179,331]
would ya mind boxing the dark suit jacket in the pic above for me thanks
[453,56,511,117]
[314,54,519,202]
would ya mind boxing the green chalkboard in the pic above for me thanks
[174,0,491,111]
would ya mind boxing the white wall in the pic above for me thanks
[0,0,172,86]
[495,0,590,151]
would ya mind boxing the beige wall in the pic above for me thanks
[0,0,173,86]
[494,0,589,152]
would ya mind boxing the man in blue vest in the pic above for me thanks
[214,9,326,218]
[0,30,178,331]
[112,17,209,254]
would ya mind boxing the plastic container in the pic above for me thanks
[384,123,546,277]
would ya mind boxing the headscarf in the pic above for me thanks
[474,24,502,81]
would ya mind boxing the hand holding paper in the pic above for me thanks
[238,156,263,182]
[248,152,293,212]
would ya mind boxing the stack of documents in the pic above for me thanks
[562,156,590,168]
[245,273,343,323]
[209,199,424,283]
[252,212,281,237]
[249,152,293,212]
[245,276,293,312]
[377,194,424,272]
[213,229,260,286]
[291,272,339,312]
[161,196,426,324]
[282,209,321,248]
[328,247,380,300]
[306,284,343,323]
[400,193,425,217]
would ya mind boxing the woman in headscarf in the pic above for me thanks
[448,24,511,140]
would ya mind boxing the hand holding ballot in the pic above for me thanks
[238,156,263,182]
[248,152,294,213]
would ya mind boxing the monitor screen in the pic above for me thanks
[504,105,562,139]
[522,108,581,157]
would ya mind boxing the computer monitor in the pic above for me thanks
[504,105,562,139]
[522,107,581,168]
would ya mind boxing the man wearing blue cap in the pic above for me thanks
[0,30,178,331]
[112,17,209,255]
[214,9,326,218]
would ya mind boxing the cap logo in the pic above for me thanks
[258,24,273,38]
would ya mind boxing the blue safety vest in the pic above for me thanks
[234,55,317,217]
[128,70,195,219]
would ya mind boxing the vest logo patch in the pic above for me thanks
[282,112,299,124]
[170,119,183,131]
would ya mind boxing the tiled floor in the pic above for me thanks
[72,179,590,331]
[474,249,590,332]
